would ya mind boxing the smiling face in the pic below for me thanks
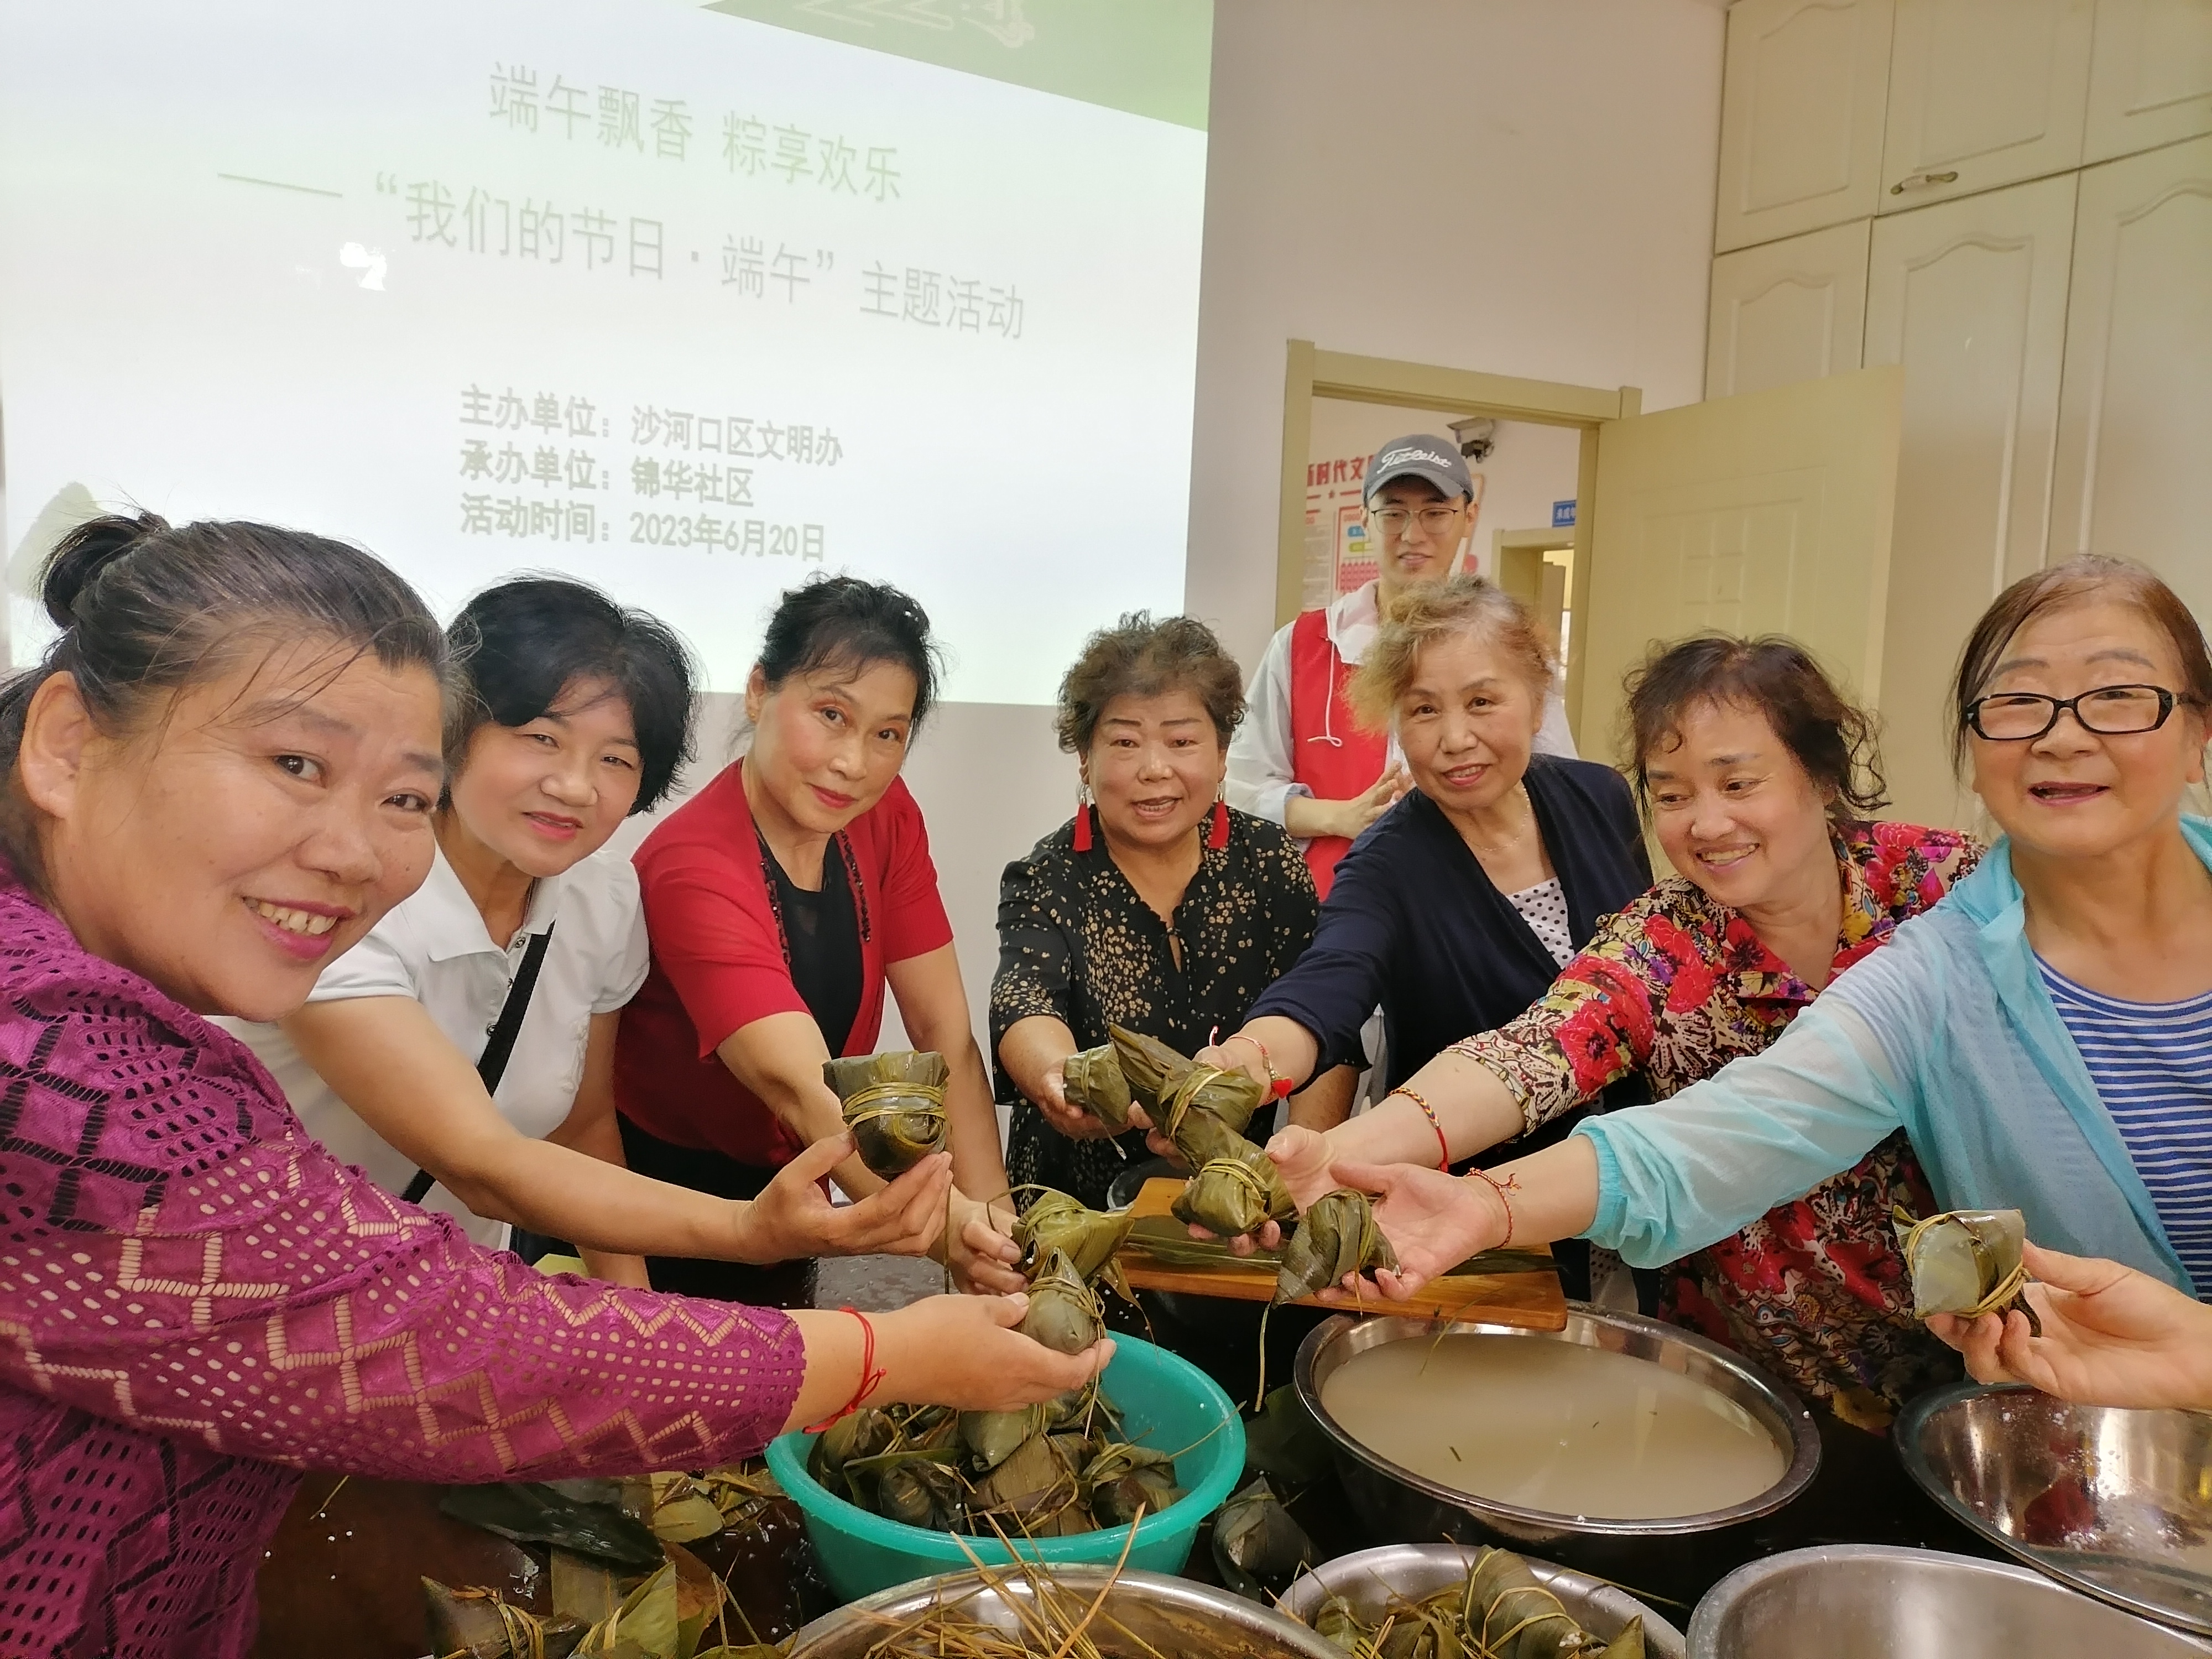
[446,677,643,879]
[1368,477,1473,593]
[1082,687,1224,852]
[21,638,446,1020]
[744,657,918,836]
[1393,625,1545,815]
[1968,597,2209,861]
[1644,697,1837,913]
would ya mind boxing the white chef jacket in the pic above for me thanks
[221,842,651,1247]
[1225,580,1579,832]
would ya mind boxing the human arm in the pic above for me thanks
[1224,624,1407,836]
[1282,769,1410,843]
[886,941,1025,1294]
[284,995,946,1265]
[543,1012,650,1286]
[1928,1242,2212,1412]
[1000,1014,1119,1141]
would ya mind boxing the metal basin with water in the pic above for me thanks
[1688,1543,2212,1657]
[1293,1308,1818,1590]
[1896,1381,2212,1636]
[1279,1542,1684,1659]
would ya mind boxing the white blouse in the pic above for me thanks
[222,843,650,1246]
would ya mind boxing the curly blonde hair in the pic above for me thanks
[1347,574,1555,733]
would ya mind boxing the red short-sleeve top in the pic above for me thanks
[614,762,953,1165]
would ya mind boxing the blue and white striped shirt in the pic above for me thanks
[2038,961,2212,1299]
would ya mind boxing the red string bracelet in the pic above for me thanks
[1389,1086,1451,1171]
[1463,1166,1520,1248]
[803,1306,887,1432]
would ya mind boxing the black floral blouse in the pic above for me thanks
[991,809,1321,1209]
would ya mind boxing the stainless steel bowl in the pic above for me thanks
[1688,1543,2212,1657]
[1293,1308,1819,1588]
[786,1562,1343,1659]
[1278,1542,1686,1659]
[1896,1381,2212,1636]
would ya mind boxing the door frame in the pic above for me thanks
[1277,340,1642,745]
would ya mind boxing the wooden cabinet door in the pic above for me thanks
[1865,175,2078,827]
[1716,0,1896,252]
[1707,221,1872,398]
[1576,367,1904,755]
[2085,0,2212,163]
[2051,133,2212,623]
[1879,0,2096,211]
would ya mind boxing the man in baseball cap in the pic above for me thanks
[1227,431,1574,896]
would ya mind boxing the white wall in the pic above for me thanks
[632,1,1729,1082]
[1186,0,1727,671]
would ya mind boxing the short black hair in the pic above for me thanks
[758,575,942,731]
[447,576,699,813]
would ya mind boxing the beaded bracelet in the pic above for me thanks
[1213,1028,1295,1101]
[803,1306,887,1432]
[1388,1086,1451,1171]
[1463,1166,1520,1249]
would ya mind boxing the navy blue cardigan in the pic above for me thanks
[1250,755,1652,1096]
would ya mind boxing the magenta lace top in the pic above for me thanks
[0,879,807,1658]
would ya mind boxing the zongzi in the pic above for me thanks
[1171,1147,1296,1238]
[1277,1188,1399,1303]
[1014,1188,1136,1285]
[1018,1247,1104,1355]
[1062,1044,1136,1132]
[825,1051,949,1177]
[1108,1025,1266,1136]
[1894,1206,2036,1327]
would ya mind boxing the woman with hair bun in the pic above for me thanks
[615,575,1022,1304]
[992,612,1343,1212]
[226,576,946,1286]
[0,516,1108,1658]
[1337,559,2212,1420]
[1265,633,1981,1423]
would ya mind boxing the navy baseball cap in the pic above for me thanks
[1364,433,1474,503]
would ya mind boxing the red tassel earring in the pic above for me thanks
[1073,787,1093,853]
[1207,794,1230,851]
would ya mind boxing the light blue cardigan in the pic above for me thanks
[1579,818,2208,1295]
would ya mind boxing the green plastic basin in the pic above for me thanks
[764,1335,1245,1603]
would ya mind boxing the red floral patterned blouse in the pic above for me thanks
[1453,821,1981,1424]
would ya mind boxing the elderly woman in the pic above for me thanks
[992,613,1345,1211]
[615,576,1020,1306]
[1256,635,1980,1423]
[225,576,945,1285]
[1206,576,1649,1286]
[1330,560,2212,1345]
[0,514,1107,1657]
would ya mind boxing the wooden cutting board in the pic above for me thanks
[1112,1178,1568,1331]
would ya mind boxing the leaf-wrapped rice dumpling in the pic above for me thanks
[1463,1545,1617,1659]
[1018,1248,1104,1355]
[1893,1206,2032,1321]
[1108,1025,1266,1137]
[1082,1442,1183,1527]
[969,1430,1086,1533]
[825,1051,949,1177]
[1062,1044,1136,1132]
[958,1402,1046,1472]
[1211,1474,1316,1600]
[1276,1188,1399,1303]
[1314,1594,1376,1659]
[1170,1147,1296,1238]
[1374,1595,1463,1659]
[808,1406,896,1499]
[865,1449,968,1531]
[1014,1188,1136,1285]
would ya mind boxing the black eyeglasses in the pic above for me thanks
[1964,684,2180,742]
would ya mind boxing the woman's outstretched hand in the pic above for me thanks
[1319,1159,1509,1302]
[945,1192,1027,1296]
[790,1295,1115,1426]
[1927,1241,2212,1412]
[1029,1057,1123,1141]
[733,1133,952,1264]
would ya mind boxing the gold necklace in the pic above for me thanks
[1460,784,1533,859]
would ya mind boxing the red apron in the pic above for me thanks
[1288,607,1391,896]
